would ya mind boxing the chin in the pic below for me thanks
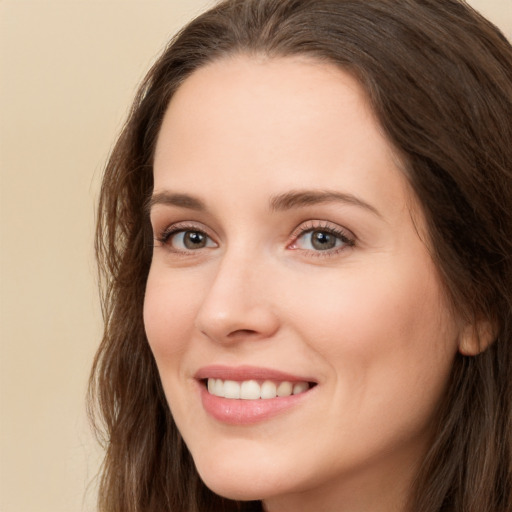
[198,469,271,502]
[192,450,295,502]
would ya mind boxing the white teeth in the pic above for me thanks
[276,381,293,397]
[213,378,224,397]
[223,380,240,399]
[240,380,260,399]
[293,382,309,395]
[206,378,311,400]
[260,380,277,399]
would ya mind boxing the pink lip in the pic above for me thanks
[195,365,317,426]
[194,365,315,383]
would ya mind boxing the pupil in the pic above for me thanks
[312,231,336,250]
[184,231,206,249]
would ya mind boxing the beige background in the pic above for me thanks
[0,1,510,511]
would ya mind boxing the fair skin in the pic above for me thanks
[144,55,469,512]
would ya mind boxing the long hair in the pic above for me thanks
[88,1,512,510]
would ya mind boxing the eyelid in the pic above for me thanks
[287,220,356,255]
[154,221,218,250]
[152,219,355,257]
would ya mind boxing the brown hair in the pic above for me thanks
[88,1,512,510]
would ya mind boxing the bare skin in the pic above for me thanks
[144,55,472,512]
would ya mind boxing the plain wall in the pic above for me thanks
[0,1,510,511]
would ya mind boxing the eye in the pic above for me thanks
[289,222,355,255]
[172,230,215,250]
[156,225,217,252]
[300,230,340,250]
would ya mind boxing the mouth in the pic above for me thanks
[203,378,315,399]
[195,366,317,425]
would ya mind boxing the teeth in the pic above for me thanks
[276,381,293,397]
[293,382,309,395]
[206,378,311,400]
[240,380,260,400]
[224,380,240,399]
[213,378,224,397]
[260,380,277,399]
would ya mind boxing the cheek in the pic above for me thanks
[308,256,455,347]
[143,268,201,362]
[291,260,458,404]
[287,268,458,468]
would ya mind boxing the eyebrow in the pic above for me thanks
[147,189,381,217]
[269,190,382,217]
[146,192,206,213]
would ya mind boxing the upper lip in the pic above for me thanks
[194,365,317,383]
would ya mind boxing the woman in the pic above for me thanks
[88,0,512,511]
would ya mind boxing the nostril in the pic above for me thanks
[227,329,258,337]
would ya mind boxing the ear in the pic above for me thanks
[458,317,496,356]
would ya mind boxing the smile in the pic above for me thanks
[206,378,311,399]
[196,366,317,424]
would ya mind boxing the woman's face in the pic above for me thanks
[145,56,463,511]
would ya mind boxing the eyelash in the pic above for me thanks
[155,222,215,255]
[154,220,355,258]
[288,221,355,257]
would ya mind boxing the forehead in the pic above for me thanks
[153,55,416,224]
[155,55,377,164]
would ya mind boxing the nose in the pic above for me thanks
[194,251,280,344]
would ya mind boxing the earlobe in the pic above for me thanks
[458,318,497,356]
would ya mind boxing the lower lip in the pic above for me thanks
[199,383,312,425]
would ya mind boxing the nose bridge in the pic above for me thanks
[194,243,279,342]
